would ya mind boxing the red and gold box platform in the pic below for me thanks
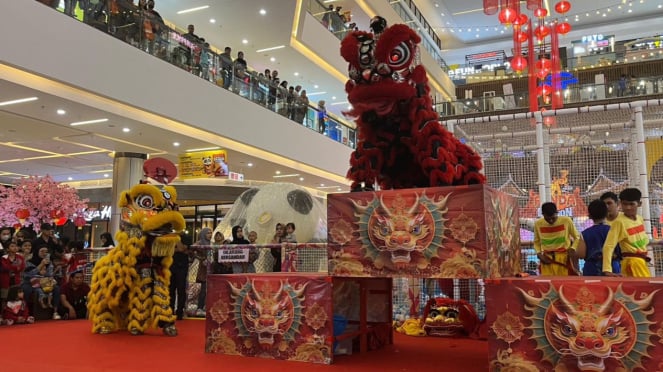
[205,273,392,364]
[486,277,663,372]
[327,185,521,278]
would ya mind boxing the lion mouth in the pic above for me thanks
[147,223,176,237]
[577,355,605,371]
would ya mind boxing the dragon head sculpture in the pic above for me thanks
[118,184,185,256]
[229,279,307,350]
[519,284,659,372]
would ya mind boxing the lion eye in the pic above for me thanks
[380,226,391,235]
[135,194,154,209]
[411,225,421,235]
[388,42,411,69]
[604,327,616,337]
[561,324,575,336]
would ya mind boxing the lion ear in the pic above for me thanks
[118,191,131,208]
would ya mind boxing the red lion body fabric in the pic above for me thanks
[341,21,485,190]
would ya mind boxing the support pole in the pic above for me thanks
[535,111,547,203]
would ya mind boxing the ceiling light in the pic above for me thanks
[330,101,349,106]
[242,39,248,44]
[209,18,216,23]
[337,188,342,191]
[56,109,66,115]
[103,174,109,178]
[256,45,285,53]
[314,85,319,89]
[275,170,281,175]
[270,57,276,62]
[247,162,253,167]
[294,72,299,76]
[173,142,180,147]
[307,92,327,96]
[186,146,220,152]
[331,96,337,100]
[0,97,38,106]
[299,177,304,181]
[122,127,130,133]
[320,183,325,187]
[69,118,108,126]
[177,5,209,14]
[67,177,73,181]
[259,9,266,15]
[273,173,300,178]
[628,9,632,12]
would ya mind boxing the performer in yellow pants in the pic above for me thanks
[533,202,580,276]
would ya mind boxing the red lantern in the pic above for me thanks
[536,69,549,79]
[74,215,86,230]
[516,31,529,43]
[537,84,552,96]
[15,208,30,224]
[556,22,571,35]
[498,8,517,25]
[55,217,67,226]
[513,14,529,26]
[534,25,550,40]
[13,223,21,230]
[534,8,548,18]
[554,1,571,14]
[511,56,528,72]
[536,58,552,71]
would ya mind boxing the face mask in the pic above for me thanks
[0,234,10,241]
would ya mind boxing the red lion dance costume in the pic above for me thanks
[341,17,485,190]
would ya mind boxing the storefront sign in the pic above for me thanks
[84,205,111,221]
[178,150,229,179]
[217,248,249,262]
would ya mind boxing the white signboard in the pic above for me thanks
[217,248,249,262]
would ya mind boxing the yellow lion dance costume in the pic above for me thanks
[87,184,185,336]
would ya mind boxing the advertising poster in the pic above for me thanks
[178,150,229,179]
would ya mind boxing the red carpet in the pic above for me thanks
[0,319,488,371]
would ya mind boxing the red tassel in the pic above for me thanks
[483,0,499,15]
[526,0,542,10]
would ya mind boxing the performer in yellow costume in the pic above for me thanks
[602,188,651,277]
[533,202,580,276]
[87,183,185,335]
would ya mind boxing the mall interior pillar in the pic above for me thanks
[110,152,146,236]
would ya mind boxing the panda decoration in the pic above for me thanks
[213,183,327,246]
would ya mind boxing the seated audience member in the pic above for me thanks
[58,270,90,320]
[2,285,34,325]
[22,247,61,319]
[19,240,33,261]
[30,265,57,309]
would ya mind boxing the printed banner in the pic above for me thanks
[178,150,229,179]
[486,277,663,371]
[327,185,521,278]
[217,248,249,262]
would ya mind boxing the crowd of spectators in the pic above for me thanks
[35,0,333,134]
[0,224,91,325]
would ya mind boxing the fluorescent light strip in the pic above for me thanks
[186,146,220,152]
[273,173,301,178]
[90,169,114,174]
[70,118,108,126]
[177,5,209,14]
[318,185,340,189]
[0,96,38,106]
[256,45,286,53]
[330,101,349,106]
[307,92,327,96]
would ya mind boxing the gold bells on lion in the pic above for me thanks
[87,184,185,336]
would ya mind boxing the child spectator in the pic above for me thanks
[1,241,26,310]
[19,240,33,261]
[23,247,61,319]
[576,199,619,276]
[2,285,34,325]
[58,270,90,320]
[284,222,297,243]
[31,265,57,309]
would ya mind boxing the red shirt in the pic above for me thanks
[2,299,29,322]
[61,281,91,306]
[0,254,26,288]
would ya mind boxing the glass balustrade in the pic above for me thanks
[36,0,357,149]
[437,74,663,117]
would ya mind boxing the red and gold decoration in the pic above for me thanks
[205,274,393,364]
[327,185,521,278]
[484,0,572,114]
[487,278,663,371]
[422,297,479,338]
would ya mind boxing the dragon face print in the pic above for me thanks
[353,192,448,270]
[229,279,307,349]
[518,284,658,372]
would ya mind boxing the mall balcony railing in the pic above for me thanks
[306,0,449,73]
[36,0,357,149]
[437,73,663,117]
